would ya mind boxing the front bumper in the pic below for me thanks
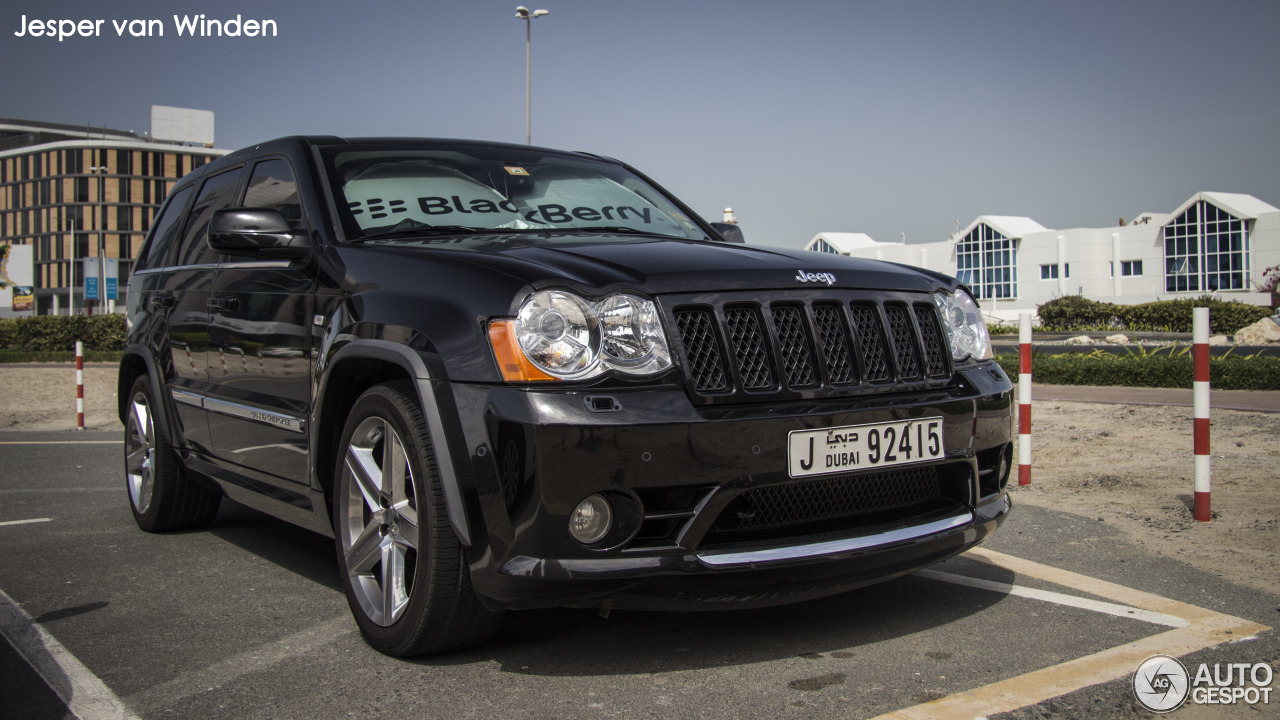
[445,362,1014,611]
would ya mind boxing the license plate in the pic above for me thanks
[787,418,944,478]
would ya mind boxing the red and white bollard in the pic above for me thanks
[1018,312,1032,485]
[1193,307,1211,521]
[75,340,85,431]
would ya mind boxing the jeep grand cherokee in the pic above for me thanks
[119,136,1013,655]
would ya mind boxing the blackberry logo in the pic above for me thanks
[348,198,407,220]
[1133,655,1190,713]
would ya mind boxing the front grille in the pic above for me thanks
[849,304,892,382]
[703,465,951,545]
[772,305,817,389]
[885,304,922,380]
[915,305,950,379]
[724,306,774,390]
[673,309,728,393]
[813,304,857,385]
[669,295,952,403]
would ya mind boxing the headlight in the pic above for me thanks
[516,290,600,376]
[933,288,992,361]
[489,290,673,381]
[599,294,671,373]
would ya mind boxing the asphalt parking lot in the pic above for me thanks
[1,430,1275,720]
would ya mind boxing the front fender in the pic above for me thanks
[314,330,474,548]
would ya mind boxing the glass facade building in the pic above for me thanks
[955,223,1017,300]
[0,119,227,314]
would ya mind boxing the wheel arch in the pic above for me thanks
[314,339,473,547]
[118,346,178,442]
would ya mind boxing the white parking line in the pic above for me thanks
[0,518,52,527]
[872,548,1270,720]
[0,441,122,445]
[0,587,141,720]
[916,568,1189,628]
[123,615,355,714]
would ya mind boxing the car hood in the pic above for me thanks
[374,235,950,296]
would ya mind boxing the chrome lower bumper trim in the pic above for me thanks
[696,511,973,568]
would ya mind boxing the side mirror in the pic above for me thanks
[209,208,310,259]
[709,222,745,244]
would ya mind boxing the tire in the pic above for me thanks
[124,375,221,532]
[333,381,503,656]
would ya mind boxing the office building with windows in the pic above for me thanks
[806,191,1280,322]
[0,119,228,315]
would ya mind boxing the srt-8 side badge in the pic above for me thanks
[796,270,837,286]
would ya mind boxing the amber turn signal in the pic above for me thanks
[488,320,558,382]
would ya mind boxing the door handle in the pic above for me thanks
[150,293,175,309]
[207,296,240,312]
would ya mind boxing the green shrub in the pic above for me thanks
[1036,295,1272,335]
[995,351,1280,391]
[5,315,127,352]
[0,317,14,349]
[1036,296,1122,330]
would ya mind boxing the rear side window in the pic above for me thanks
[243,158,305,231]
[175,168,242,267]
[135,185,193,272]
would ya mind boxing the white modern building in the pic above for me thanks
[807,192,1280,322]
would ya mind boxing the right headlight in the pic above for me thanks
[489,290,673,382]
[933,288,992,362]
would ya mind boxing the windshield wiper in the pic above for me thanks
[570,226,684,239]
[349,220,490,243]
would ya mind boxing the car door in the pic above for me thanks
[159,167,245,454]
[204,157,316,485]
[128,184,201,445]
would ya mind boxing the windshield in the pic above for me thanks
[322,144,709,242]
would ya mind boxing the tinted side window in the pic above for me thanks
[243,159,305,231]
[135,185,193,271]
[175,169,242,267]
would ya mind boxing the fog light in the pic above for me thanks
[569,494,613,544]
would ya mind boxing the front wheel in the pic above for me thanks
[333,381,503,655]
[124,375,221,532]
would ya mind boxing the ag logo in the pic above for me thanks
[1133,655,1190,713]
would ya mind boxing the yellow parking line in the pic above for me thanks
[871,548,1270,720]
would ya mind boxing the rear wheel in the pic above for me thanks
[124,375,221,532]
[334,381,503,655]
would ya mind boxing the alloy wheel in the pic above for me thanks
[339,416,421,627]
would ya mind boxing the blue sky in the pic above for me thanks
[5,0,1279,248]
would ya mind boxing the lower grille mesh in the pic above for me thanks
[709,465,944,536]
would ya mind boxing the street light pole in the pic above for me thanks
[90,166,108,316]
[515,6,549,145]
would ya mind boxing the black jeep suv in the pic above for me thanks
[119,136,1013,655]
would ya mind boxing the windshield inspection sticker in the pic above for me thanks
[503,166,530,176]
